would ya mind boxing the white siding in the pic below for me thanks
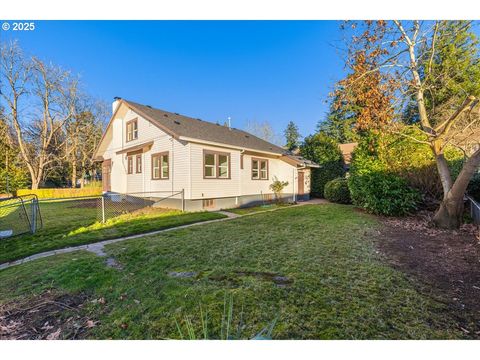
[240,154,296,196]
[101,105,190,197]
[99,103,308,201]
[189,142,241,199]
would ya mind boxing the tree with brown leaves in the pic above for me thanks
[337,21,480,229]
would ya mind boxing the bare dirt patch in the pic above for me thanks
[0,290,95,340]
[375,211,480,337]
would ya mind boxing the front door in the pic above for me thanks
[102,159,112,192]
[298,171,305,197]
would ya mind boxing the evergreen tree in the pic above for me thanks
[403,21,480,124]
[317,93,358,143]
[300,133,345,197]
[284,121,301,151]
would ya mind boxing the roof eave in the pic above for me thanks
[178,136,284,157]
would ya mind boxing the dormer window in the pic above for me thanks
[126,119,138,142]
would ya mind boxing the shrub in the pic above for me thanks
[348,171,421,216]
[372,127,463,199]
[16,187,102,199]
[269,177,289,203]
[324,177,351,204]
[348,133,421,216]
[300,133,345,197]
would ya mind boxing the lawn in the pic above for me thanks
[0,199,225,264]
[0,204,464,339]
[227,203,293,215]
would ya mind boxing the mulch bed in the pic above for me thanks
[375,211,480,338]
[0,290,95,340]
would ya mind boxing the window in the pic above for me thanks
[203,151,230,179]
[152,152,169,179]
[218,154,229,178]
[202,199,215,208]
[126,119,138,142]
[252,158,268,180]
[136,154,142,173]
[204,153,216,178]
[127,156,133,174]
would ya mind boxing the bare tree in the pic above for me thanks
[0,41,78,189]
[339,21,480,228]
[65,96,107,187]
[245,120,283,146]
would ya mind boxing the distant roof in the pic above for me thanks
[123,99,287,155]
[284,155,320,168]
[339,142,358,164]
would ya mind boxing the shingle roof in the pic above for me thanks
[124,100,287,155]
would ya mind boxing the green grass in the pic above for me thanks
[0,205,463,339]
[227,203,292,215]
[0,200,225,264]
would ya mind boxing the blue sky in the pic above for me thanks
[0,21,345,140]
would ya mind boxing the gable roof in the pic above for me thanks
[123,99,287,155]
[94,99,319,168]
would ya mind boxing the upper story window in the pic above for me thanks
[152,152,169,180]
[126,119,138,142]
[204,151,230,179]
[127,156,134,174]
[252,158,268,180]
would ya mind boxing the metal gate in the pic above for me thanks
[0,194,42,238]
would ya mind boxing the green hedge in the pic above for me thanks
[348,171,421,216]
[300,133,345,197]
[324,177,351,204]
[16,187,102,199]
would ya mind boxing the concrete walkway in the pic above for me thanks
[0,199,325,272]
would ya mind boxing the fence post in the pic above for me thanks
[181,189,185,212]
[31,197,37,234]
[101,195,106,223]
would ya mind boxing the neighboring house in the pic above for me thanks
[339,142,358,170]
[94,98,318,211]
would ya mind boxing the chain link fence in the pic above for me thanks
[467,195,480,225]
[0,191,185,239]
[0,195,42,238]
[99,190,184,222]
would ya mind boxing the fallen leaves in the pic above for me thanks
[46,328,61,340]
[0,291,95,340]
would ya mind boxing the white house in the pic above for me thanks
[94,98,318,211]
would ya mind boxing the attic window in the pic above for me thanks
[126,119,138,142]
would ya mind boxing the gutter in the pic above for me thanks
[178,136,283,157]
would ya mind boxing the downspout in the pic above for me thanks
[238,149,245,205]
[171,137,174,193]
[292,167,295,203]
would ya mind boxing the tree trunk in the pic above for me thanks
[433,149,480,229]
[433,194,464,229]
[434,152,453,198]
[31,176,41,190]
[71,161,77,188]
